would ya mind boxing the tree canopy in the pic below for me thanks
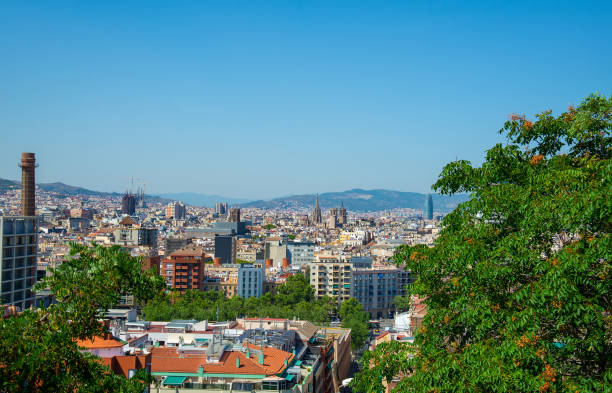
[352,94,611,392]
[339,298,370,350]
[0,244,164,393]
[142,273,338,324]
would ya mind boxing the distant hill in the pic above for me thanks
[241,189,470,212]
[0,178,169,204]
[38,182,117,197]
[156,192,249,208]
[0,178,19,194]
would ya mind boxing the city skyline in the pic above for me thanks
[1,1,611,199]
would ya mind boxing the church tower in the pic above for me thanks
[312,194,322,225]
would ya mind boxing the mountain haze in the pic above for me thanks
[155,192,249,207]
[241,189,469,212]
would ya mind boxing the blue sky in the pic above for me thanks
[1,1,610,199]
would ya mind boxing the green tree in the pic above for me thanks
[352,94,611,392]
[339,298,370,350]
[275,273,315,305]
[392,292,412,313]
[0,244,164,392]
[339,297,368,322]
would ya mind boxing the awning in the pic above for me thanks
[163,376,186,386]
[285,374,295,381]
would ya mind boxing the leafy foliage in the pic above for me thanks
[0,244,164,393]
[143,273,338,324]
[339,298,370,350]
[352,94,612,392]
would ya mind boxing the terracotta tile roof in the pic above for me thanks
[98,354,149,378]
[77,336,124,349]
[376,331,389,340]
[150,345,293,376]
[150,347,206,373]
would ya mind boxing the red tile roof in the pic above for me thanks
[77,336,124,349]
[150,345,294,376]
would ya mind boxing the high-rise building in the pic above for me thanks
[165,201,186,220]
[0,216,38,310]
[312,194,322,225]
[424,194,433,220]
[237,264,264,298]
[214,235,236,265]
[229,208,240,223]
[215,202,227,215]
[121,192,137,216]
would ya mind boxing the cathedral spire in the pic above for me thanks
[312,193,322,225]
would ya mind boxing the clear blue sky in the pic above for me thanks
[1,1,610,199]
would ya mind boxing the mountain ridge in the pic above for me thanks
[241,189,469,212]
[0,178,469,211]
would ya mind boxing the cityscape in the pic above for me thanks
[1,2,610,393]
[1,153,437,392]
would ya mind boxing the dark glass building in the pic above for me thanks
[424,194,433,220]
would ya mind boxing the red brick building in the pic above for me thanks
[161,245,204,292]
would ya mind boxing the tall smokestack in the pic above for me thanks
[19,152,37,217]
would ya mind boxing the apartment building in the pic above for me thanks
[237,264,264,299]
[161,246,204,292]
[351,267,415,318]
[309,257,352,303]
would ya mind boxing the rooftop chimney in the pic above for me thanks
[19,152,37,217]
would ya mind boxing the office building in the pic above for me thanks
[165,201,186,220]
[287,241,315,267]
[237,264,264,298]
[424,194,433,220]
[161,246,205,292]
[214,235,236,265]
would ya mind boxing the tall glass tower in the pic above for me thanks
[424,194,433,220]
